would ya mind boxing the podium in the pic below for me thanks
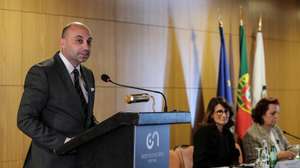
[56,112,191,168]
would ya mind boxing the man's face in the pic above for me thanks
[60,25,92,67]
[263,104,280,127]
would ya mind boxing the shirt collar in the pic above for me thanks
[59,52,81,74]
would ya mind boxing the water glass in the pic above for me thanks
[295,144,300,160]
[255,147,263,168]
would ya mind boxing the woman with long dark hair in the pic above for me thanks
[193,97,239,168]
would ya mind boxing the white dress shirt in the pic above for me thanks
[59,52,88,103]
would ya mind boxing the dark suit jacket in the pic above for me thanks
[193,124,239,168]
[17,52,96,168]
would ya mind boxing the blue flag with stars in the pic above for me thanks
[217,23,233,105]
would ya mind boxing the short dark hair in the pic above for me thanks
[252,97,280,125]
[205,96,234,128]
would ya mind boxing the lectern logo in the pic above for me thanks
[146,131,159,150]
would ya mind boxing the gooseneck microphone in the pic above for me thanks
[101,74,111,83]
[125,93,150,104]
[101,74,168,112]
[283,130,300,140]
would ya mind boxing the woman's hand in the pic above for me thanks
[277,151,296,160]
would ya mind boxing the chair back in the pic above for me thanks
[169,150,181,168]
[174,145,194,168]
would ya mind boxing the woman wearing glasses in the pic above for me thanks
[242,97,295,163]
[193,97,240,168]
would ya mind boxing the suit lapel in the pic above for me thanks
[53,53,86,122]
[53,54,74,90]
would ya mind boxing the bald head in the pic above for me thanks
[60,22,93,67]
[61,22,91,38]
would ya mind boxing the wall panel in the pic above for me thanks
[22,0,45,12]
[45,0,115,20]
[0,160,23,168]
[0,11,22,85]
[0,0,21,10]
[93,87,117,122]
[21,12,47,82]
[0,87,23,162]
[116,22,169,87]
[84,19,116,86]
[115,0,168,27]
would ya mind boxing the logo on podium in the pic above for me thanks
[134,125,169,168]
[146,131,159,150]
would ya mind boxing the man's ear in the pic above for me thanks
[60,38,65,49]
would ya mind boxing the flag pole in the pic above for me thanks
[240,6,243,26]
[258,16,262,32]
[217,8,223,28]
[219,19,223,28]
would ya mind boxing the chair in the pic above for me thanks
[170,143,241,168]
[174,145,194,168]
[169,150,181,168]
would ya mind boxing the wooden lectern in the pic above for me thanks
[56,112,190,168]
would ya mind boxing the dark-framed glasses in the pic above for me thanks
[270,111,279,116]
[215,109,229,116]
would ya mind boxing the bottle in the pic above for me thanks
[255,147,264,168]
[269,145,277,168]
[261,140,270,168]
[296,144,300,160]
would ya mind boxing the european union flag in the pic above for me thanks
[217,22,233,105]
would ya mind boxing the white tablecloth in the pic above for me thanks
[275,160,300,168]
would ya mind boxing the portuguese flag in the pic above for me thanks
[235,20,252,139]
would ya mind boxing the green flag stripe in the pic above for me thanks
[239,25,249,76]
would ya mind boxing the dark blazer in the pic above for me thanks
[17,52,96,168]
[193,124,239,168]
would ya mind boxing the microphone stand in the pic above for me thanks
[283,130,300,140]
[107,79,168,112]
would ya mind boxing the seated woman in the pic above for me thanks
[193,97,239,168]
[242,97,296,163]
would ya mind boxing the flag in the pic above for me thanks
[252,18,267,106]
[235,20,252,139]
[217,22,233,105]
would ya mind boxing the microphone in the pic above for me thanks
[101,74,168,112]
[261,85,267,98]
[283,130,300,140]
[101,74,111,82]
[125,93,150,104]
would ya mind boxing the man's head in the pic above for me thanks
[60,22,93,67]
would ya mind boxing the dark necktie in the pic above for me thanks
[73,69,87,109]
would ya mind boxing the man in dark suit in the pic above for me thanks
[17,22,96,168]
